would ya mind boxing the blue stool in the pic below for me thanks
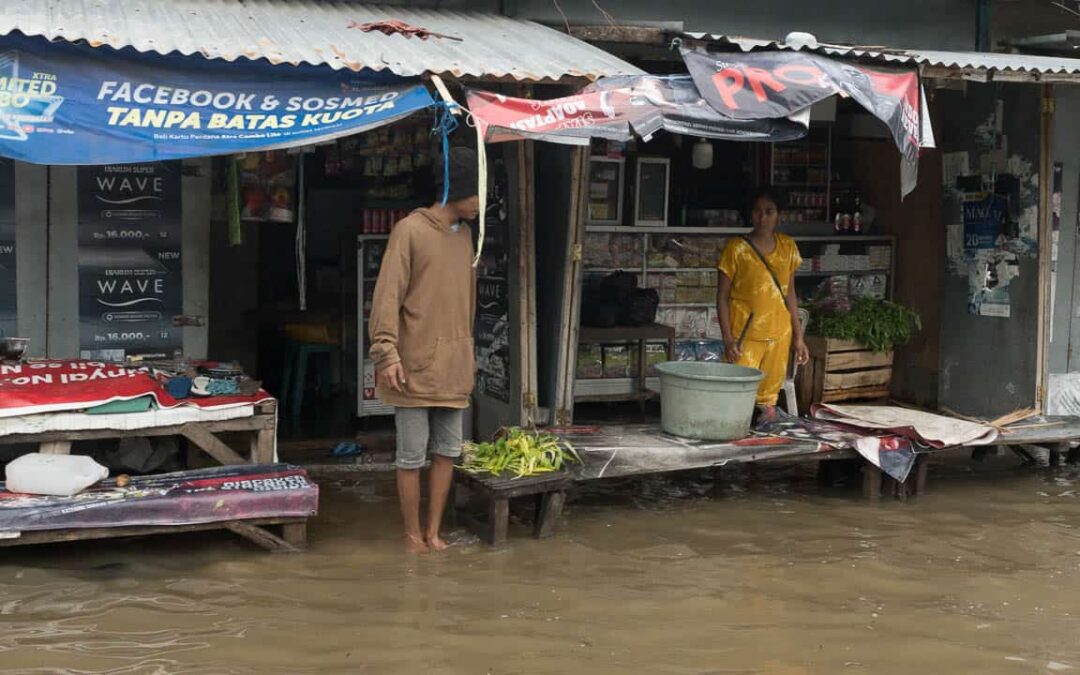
[280,341,336,425]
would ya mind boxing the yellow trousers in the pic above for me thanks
[735,334,792,407]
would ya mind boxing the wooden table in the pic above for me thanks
[0,400,279,466]
[576,324,677,408]
[454,470,572,546]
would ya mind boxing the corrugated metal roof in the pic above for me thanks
[684,33,1080,80]
[0,1,643,81]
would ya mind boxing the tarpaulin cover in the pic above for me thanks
[0,463,317,532]
[0,360,272,419]
[467,75,808,145]
[0,34,434,165]
[754,412,919,482]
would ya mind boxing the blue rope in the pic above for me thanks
[433,101,459,206]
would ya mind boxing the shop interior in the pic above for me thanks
[564,94,940,425]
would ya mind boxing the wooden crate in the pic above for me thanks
[797,337,893,407]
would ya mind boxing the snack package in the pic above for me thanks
[576,343,603,379]
[602,344,632,378]
[646,343,668,375]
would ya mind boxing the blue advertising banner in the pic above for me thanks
[0,35,435,165]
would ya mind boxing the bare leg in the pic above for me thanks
[396,468,428,554]
[425,454,455,551]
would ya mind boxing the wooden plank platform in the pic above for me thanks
[0,517,308,552]
[454,470,573,546]
[555,424,840,482]
[0,400,278,466]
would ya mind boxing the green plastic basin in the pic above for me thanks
[655,361,764,441]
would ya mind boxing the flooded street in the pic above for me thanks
[2,455,1080,674]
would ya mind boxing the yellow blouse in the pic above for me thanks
[718,234,802,342]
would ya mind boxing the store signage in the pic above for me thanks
[467,75,808,145]
[0,34,434,165]
[681,47,926,163]
[77,162,182,360]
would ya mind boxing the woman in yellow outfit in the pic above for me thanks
[717,189,809,422]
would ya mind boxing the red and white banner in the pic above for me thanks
[0,360,271,418]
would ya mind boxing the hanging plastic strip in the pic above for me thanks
[430,75,486,267]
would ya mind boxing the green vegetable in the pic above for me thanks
[458,427,581,479]
[809,297,921,353]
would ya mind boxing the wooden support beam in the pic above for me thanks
[280,522,308,550]
[224,521,302,553]
[488,497,509,546]
[39,441,71,455]
[180,423,247,465]
[862,463,883,500]
[534,491,566,539]
[911,456,930,496]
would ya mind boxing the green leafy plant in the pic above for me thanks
[459,427,580,479]
[809,297,921,353]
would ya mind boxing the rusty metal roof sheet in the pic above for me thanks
[0,1,643,81]
[684,33,1080,81]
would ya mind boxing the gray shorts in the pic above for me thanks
[394,407,465,470]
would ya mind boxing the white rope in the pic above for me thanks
[429,75,486,267]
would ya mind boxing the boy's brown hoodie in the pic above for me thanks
[368,208,476,408]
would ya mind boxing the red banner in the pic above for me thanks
[0,359,271,418]
[467,75,807,146]
[680,47,926,162]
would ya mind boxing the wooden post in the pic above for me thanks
[534,491,566,539]
[1068,445,1080,465]
[180,424,247,465]
[862,462,882,500]
[281,522,308,549]
[1050,441,1069,468]
[488,497,510,546]
[911,455,929,496]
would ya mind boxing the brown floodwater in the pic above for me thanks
[2,454,1080,674]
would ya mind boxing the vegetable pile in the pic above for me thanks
[809,297,921,353]
[459,427,580,479]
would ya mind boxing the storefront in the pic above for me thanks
[0,4,642,454]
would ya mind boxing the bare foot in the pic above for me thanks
[425,533,450,552]
[404,533,429,554]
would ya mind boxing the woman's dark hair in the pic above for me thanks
[748,186,783,213]
[745,186,784,226]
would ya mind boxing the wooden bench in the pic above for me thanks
[453,470,572,546]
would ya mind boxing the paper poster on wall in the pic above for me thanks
[0,159,15,338]
[474,159,511,403]
[77,162,182,360]
[962,193,1020,318]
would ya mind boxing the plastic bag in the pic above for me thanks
[5,453,109,496]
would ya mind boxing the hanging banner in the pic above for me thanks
[78,162,183,361]
[0,34,434,165]
[0,359,271,418]
[680,47,925,163]
[467,75,808,146]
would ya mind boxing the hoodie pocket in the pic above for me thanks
[406,337,475,398]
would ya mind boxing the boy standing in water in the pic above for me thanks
[369,147,479,553]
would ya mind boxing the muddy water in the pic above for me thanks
[2,456,1080,675]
